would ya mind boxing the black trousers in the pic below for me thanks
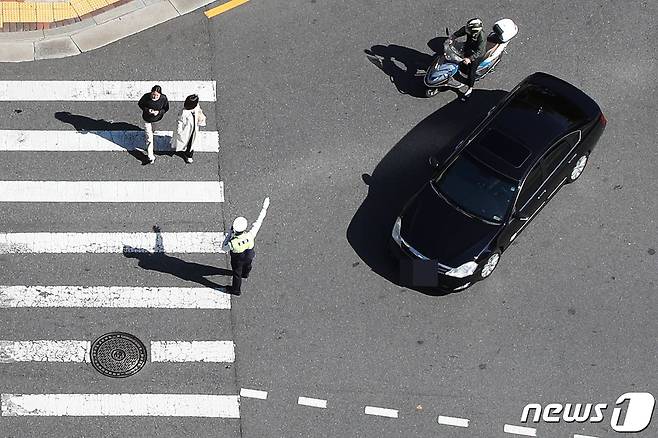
[230,249,255,292]
[462,58,481,87]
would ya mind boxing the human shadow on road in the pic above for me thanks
[346,89,508,295]
[364,38,447,98]
[54,111,172,164]
[122,226,232,292]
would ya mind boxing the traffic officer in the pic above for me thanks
[222,197,270,295]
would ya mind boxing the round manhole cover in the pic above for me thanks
[90,332,147,378]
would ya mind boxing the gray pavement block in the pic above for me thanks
[0,29,44,42]
[42,17,96,37]
[168,0,214,16]
[71,1,179,53]
[0,42,35,62]
[34,36,81,60]
[93,0,146,25]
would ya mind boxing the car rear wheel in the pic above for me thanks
[480,252,500,279]
[568,154,588,183]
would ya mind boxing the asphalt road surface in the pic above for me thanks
[1,1,657,437]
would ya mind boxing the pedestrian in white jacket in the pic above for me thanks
[170,94,206,164]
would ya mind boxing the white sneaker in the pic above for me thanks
[148,156,156,164]
[185,156,193,164]
[463,87,473,97]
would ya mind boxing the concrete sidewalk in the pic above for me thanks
[0,0,217,62]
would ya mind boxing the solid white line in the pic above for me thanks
[0,81,216,101]
[0,130,219,152]
[0,286,230,309]
[574,435,599,438]
[364,406,398,418]
[437,415,469,427]
[0,340,90,363]
[504,424,537,436]
[151,341,234,363]
[0,394,239,417]
[297,397,327,409]
[239,389,268,400]
[0,181,224,203]
[0,232,226,254]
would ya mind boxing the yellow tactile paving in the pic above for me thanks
[87,0,108,10]
[19,2,38,22]
[52,2,76,20]
[2,2,22,23]
[70,0,94,16]
[36,2,54,22]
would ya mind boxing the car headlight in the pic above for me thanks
[445,261,478,278]
[392,217,402,244]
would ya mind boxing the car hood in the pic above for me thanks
[399,182,500,265]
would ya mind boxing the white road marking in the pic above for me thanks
[239,389,268,400]
[0,286,230,309]
[0,181,224,203]
[364,406,398,418]
[437,415,469,427]
[0,81,216,101]
[151,341,234,363]
[504,424,537,436]
[0,130,219,152]
[0,340,90,363]
[0,232,226,254]
[0,394,239,417]
[297,396,327,409]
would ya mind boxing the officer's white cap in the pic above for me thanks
[232,217,248,233]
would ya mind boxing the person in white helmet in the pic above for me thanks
[449,17,486,97]
[222,197,270,295]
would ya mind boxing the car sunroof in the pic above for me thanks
[479,129,531,167]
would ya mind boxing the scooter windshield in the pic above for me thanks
[444,40,464,62]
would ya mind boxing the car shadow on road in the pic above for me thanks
[54,111,172,164]
[122,227,232,293]
[364,38,447,98]
[346,89,508,296]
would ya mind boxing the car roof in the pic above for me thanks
[466,72,602,180]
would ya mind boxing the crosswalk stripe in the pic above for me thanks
[0,130,219,152]
[0,286,230,309]
[0,181,224,203]
[150,341,235,362]
[0,340,90,363]
[0,232,226,254]
[0,394,240,417]
[0,81,216,102]
[0,340,234,363]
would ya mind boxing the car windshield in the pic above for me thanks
[432,153,517,223]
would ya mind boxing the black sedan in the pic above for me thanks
[391,72,607,291]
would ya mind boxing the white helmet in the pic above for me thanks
[232,217,248,233]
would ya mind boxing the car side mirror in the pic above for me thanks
[429,156,440,168]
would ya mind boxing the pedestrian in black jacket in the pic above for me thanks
[138,85,169,163]
[450,18,486,97]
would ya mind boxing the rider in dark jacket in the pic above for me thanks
[450,18,486,97]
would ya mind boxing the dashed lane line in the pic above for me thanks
[205,0,249,19]
[364,406,398,419]
[0,181,224,203]
[0,81,216,101]
[0,394,240,417]
[0,130,219,152]
[0,231,227,254]
[0,286,231,309]
[239,388,268,400]
[437,415,470,427]
[297,396,327,409]
[504,424,537,436]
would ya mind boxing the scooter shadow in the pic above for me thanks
[364,38,448,98]
[346,89,508,296]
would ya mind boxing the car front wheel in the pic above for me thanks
[568,154,588,183]
[480,252,500,279]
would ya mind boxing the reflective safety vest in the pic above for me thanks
[229,232,254,254]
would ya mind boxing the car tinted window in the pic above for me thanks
[542,132,580,174]
[433,153,517,223]
[517,163,543,208]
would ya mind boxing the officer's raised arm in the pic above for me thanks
[250,197,270,239]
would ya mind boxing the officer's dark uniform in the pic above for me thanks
[228,232,255,294]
